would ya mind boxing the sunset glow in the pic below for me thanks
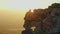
[0,0,60,34]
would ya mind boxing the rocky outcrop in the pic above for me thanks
[23,3,60,34]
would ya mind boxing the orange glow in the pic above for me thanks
[31,9,34,12]
[31,26,36,31]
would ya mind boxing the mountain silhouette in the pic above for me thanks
[22,3,60,34]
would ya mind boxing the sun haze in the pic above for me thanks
[0,0,60,34]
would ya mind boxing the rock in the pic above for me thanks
[23,3,60,34]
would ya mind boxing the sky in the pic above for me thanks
[0,0,60,10]
[0,0,60,34]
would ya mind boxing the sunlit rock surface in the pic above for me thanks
[23,3,60,34]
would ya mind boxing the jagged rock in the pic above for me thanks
[23,3,60,34]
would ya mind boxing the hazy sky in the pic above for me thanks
[0,0,59,10]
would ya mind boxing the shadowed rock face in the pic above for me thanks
[23,3,60,34]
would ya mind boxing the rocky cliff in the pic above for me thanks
[23,3,60,34]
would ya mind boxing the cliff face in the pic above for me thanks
[23,3,60,34]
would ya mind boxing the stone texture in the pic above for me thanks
[23,3,60,34]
